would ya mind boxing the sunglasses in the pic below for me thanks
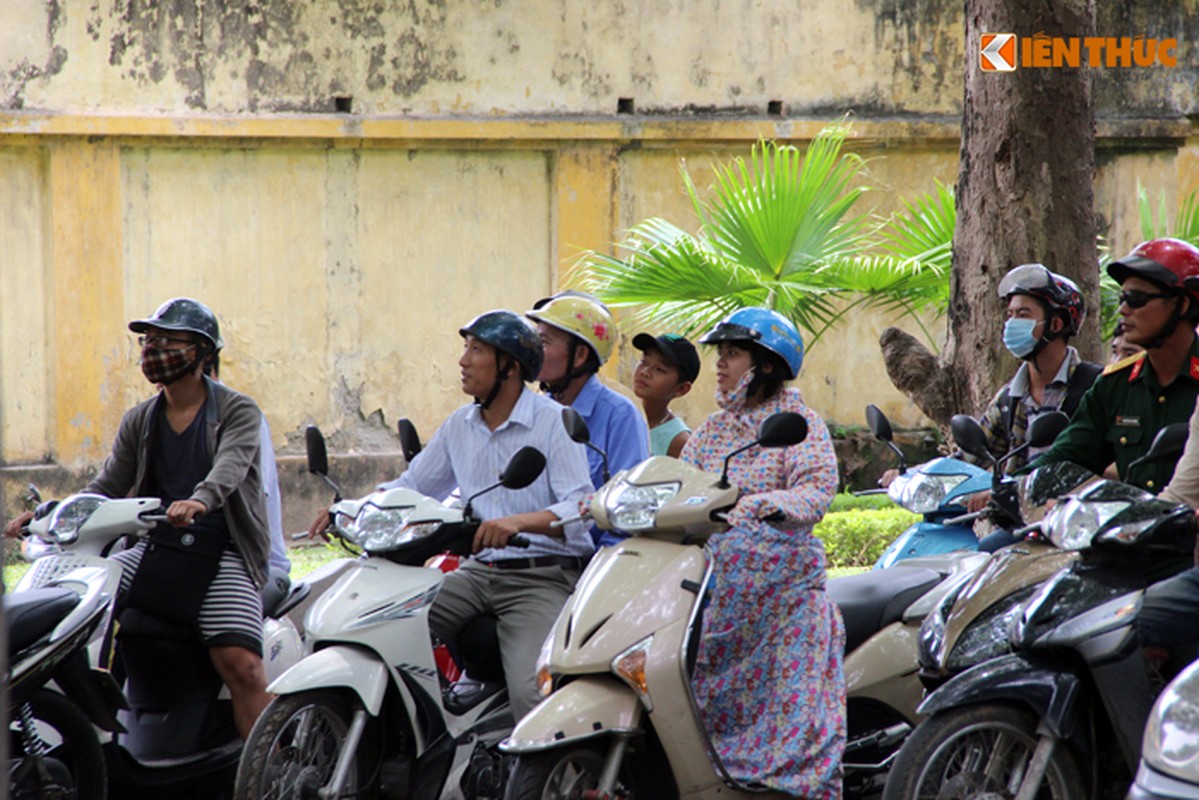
[1119,289,1173,309]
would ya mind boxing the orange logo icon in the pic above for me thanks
[981,33,1018,72]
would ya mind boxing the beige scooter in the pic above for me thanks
[500,409,983,799]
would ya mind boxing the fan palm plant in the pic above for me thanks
[820,179,956,349]
[574,125,877,344]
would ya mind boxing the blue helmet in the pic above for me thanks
[699,308,804,379]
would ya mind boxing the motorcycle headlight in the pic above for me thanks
[343,505,439,551]
[1143,660,1199,784]
[944,585,1038,673]
[1043,499,1131,550]
[47,495,105,545]
[890,472,970,514]
[605,482,680,531]
[918,581,963,670]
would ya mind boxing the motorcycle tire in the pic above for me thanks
[881,703,1084,800]
[503,742,674,800]
[233,689,376,800]
[9,688,107,800]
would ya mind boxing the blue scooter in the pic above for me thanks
[862,404,988,569]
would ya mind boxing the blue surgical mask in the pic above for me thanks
[1003,318,1040,358]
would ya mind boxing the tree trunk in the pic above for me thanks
[882,0,1098,425]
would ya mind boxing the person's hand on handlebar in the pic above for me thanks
[3,511,34,539]
[966,490,992,514]
[474,516,524,552]
[166,499,206,528]
[878,469,899,489]
[307,507,332,541]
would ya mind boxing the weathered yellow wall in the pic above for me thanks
[4,125,1197,476]
[3,1,970,117]
[1,1,1197,520]
[0,146,50,461]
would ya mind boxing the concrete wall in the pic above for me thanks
[1,0,1197,532]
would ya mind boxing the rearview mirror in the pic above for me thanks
[305,425,342,502]
[1026,411,1069,449]
[1130,422,1190,470]
[306,426,329,477]
[397,418,423,464]
[865,404,893,442]
[866,403,907,472]
[719,412,809,489]
[758,413,809,448]
[561,407,590,445]
[500,447,547,490]
[950,415,991,462]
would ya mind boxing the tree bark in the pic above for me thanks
[882,0,1098,425]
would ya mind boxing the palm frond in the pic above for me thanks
[682,129,875,282]
[1137,182,1199,246]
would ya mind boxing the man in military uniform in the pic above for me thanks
[1025,238,1199,492]
[1119,240,1199,650]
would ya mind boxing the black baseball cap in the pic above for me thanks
[632,333,701,383]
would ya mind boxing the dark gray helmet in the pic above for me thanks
[128,298,223,350]
[459,310,543,382]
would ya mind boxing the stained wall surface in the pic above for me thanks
[1,1,1196,525]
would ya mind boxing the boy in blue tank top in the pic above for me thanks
[631,333,700,458]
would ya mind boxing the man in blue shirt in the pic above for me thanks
[526,292,649,546]
[312,310,593,717]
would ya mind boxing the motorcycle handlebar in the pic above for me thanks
[508,535,530,548]
[1012,522,1041,539]
[944,509,986,526]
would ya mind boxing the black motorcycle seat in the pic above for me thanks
[5,587,81,654]
[828,567,941,653]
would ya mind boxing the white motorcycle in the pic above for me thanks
[7,561,118,799]
[16,491,307,798]
[233,427,548,800]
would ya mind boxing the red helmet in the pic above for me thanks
[997,264,1086,336]
[1107,238,1199,302]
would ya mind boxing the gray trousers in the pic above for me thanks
[429,560,579,719]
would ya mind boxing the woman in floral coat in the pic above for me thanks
[680,307,845,799]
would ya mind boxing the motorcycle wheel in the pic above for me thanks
[881,704,1084,800]
[503,743,673,800]
[9,688,107,800]
[233,690,375,800]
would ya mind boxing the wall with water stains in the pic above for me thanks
[1,1,1196,527]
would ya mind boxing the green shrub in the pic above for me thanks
[815,508,920,568]
[828,492,894,513]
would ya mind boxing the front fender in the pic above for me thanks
[268,646,388,716]
[918,653,1081,739]
[500,677,642,753]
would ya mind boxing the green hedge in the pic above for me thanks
[815,507,920,568]
[828,491,894,513]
